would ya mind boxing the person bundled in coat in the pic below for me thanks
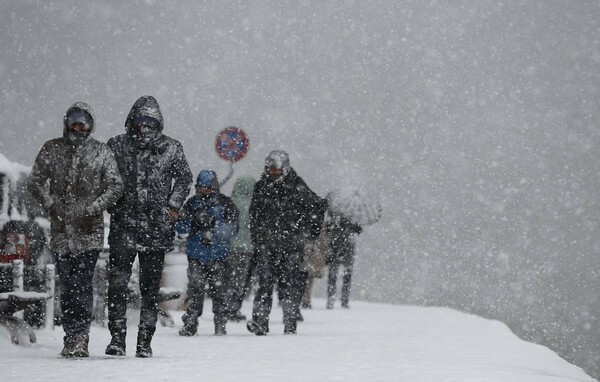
[177,170,239,336]
[326,210,362,309]
[226,175,256,322]
[28,102,123,358]
[301,218,331,309]
[105,95,193,357]
[246,150,325,335]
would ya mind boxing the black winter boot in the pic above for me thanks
[135,330,153,358]
[105,334,126,356]
[246,320,268,336]
[71,334,90,358]
[228,310,247,322]
[60,336,77,358]
[178,322,198,337]
[214,316,227,336]
[284,322,297,335]
[326,297,335,310]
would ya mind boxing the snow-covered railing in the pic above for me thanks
[44,264,55,330]
[0,260,55,332]
[12,259,24,293]
[0,153,32,226]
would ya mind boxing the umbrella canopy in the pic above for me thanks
[326,187,382,226]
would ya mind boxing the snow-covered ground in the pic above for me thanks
[1,300,594,382]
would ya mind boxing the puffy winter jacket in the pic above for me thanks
[176,192,239,263]
[107,96,193,251]
[250,168,325,249]
[27,102,123,254]
[229,176,255,253]
[326,211,362,264]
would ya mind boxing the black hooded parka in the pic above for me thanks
[107,96,193,251]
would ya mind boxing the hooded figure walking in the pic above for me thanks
[28,102,123,358]
[105,96,192,357]
[246,150,325,335]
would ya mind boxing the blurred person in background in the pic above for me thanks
[325,209,362,309]
[247,150,325,335]
[300,218,330,309]
[226,176,257,322]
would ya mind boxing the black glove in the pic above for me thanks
[194,211,215,245]
[47,202,63,221]
[194,211,216,230]
[70,204,92,219]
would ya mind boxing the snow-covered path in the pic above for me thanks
[1,300,594,382]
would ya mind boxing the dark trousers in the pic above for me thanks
[227,250,256,313]
[327,254,354,306]
[182,257,228,325]
[107,248,166,337]
[54,250,100,339]
[252,244,304,329]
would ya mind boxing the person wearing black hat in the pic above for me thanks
[176,170,239,336]
[246,150,325,335]
[27,102,123,357]
[105,96,193,357]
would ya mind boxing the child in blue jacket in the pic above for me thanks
[176,170,239,336]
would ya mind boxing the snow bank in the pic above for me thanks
[0,300,594,382]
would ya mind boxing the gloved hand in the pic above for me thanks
[194,211,215,230]
[47,202,63,221]
[200,230,213,246]
[301,253,311,272]
[69,203,92,219]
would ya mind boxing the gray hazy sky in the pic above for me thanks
[1,1,600,377]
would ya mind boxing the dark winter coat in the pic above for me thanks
[175,192,239,263]
[326,211,362,265]
[249,168,325,250]
[27,102,123,255]
[107,96,193,251]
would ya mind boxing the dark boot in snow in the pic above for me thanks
[105,334,126,356]
[229,310,247,322]
[295,310,304,322]
[71,334,90,358]
[284,322,297,335]
[60,336,77,358]
[178,323,197,337]
[135,330,153,358]
[326,298,334,310]
[341,271,352,308]
[214,316,227,336]
[246,320,267,336]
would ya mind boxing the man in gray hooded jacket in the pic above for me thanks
[28,102,123,358]
[105,95,193,358]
